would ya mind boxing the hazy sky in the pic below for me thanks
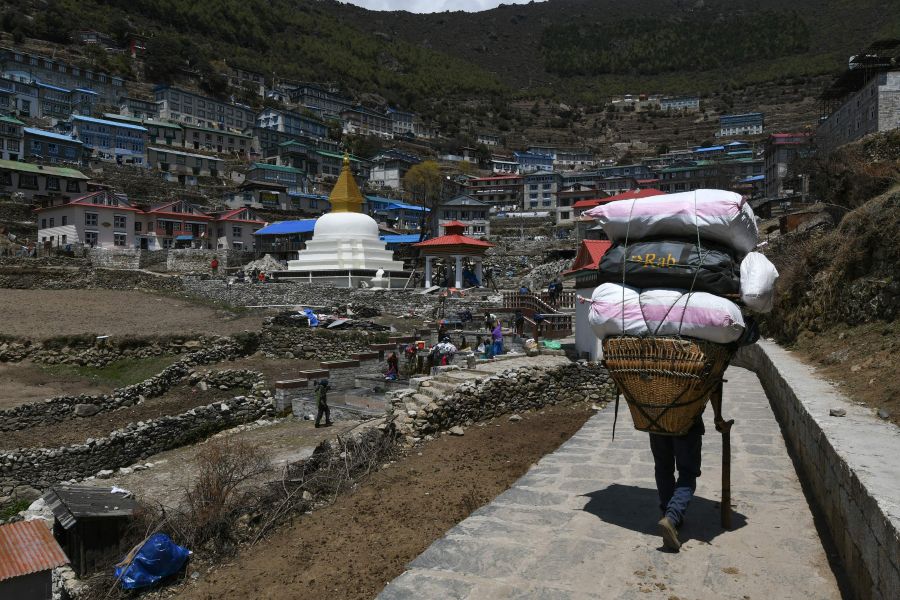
[341,1,544,13]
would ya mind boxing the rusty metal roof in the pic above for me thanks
[0,520,69,581]
[43,486,137,530]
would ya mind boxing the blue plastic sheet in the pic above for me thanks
[115,533,191,589]
[303,308,319,327]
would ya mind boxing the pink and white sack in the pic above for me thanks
[587,282,746,344]
[584,189,759,255]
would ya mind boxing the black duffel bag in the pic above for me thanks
[597,239,741,295]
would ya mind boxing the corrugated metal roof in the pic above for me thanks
[43,486,137,530]
[254,220,317,235]
[0,520,69,581]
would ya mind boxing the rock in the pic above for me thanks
[877,409,890,420]
[829,408,846,417]
[198,381,209,391]
[850,364,862,373]
[95,469,114,479]
[74,403,100,417]
[13,485,41,503]
[184,340,202,348]
[302,490,313,501]
[220,403,231,412]
[449,426,465,436]
[508,414,522,422]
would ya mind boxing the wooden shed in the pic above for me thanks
[43,485,137,576]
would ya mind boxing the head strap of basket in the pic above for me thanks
[605,191,736,436]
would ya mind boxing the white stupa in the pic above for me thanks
[286,155,406,287]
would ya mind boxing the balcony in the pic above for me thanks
[152,228,196,237]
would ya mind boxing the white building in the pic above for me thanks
[35,190,141,249]
[660,96,700,112]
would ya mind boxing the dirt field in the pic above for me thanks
[0,289,263,339]
[176,402,594,600]
[791,320,900,426]
[0,382,241,450]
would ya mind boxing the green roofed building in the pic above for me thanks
[0,158,89,201]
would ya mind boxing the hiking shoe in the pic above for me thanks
[658,516,681,552]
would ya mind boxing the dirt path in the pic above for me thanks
[176,402,594,600]
[0,383,241,450]
[0,289,263,339]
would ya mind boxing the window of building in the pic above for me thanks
[41,218,46,228]
[114,214,127,229]
[85,231,98,246]
[113,232,126,246]
[66,180,80,193]
[30,140,41,154]
[0,170,10,185]
[232,241,244,249]
[61,215,67,226]
[6,139,18,151]
[232,226,242,238]
[19,173,38,189]
[560,211,570,220]
[46,177,59,191]
[85,212,98,226]
[134,221,142,232]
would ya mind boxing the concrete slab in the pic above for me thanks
[380,367,841,599]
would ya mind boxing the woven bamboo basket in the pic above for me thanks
[601,336,734,435]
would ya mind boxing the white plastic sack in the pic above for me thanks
[587,283,745,344]
[584,189,759,254]
[740,252,778,313]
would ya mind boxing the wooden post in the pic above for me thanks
[710,380,734,529]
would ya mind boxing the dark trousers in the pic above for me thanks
[649,419,703,527]
[315,401,331,425]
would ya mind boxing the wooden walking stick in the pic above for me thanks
[710,380,734,529]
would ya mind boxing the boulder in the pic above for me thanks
[74,404,100,417]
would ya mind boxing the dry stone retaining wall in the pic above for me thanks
[0,266,183,292]
[0,394,275,495]
[388,361,616,438]
[0,335,211,366]
[260,323,389,360]
[0,341,250,431]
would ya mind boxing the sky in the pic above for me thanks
[340,1,544,13]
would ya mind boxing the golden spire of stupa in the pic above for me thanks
[328,153,365,213]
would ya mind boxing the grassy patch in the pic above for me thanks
[0,499,30,520]
[40,355,180,389]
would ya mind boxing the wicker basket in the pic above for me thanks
[602,336,734,435]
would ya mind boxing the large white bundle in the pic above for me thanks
[740,252,778,313]
[584,189,759,254]
[588,282,745,344]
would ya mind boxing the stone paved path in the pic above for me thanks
[379,367,842,599]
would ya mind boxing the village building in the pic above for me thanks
[119,96,161,120]
[476,132,501,146]
[256,108,329,139]
[35,190,141,249]
[717,112,764,138]
[288,83,354,118]
[155,86,256,131]
[387,108,416,136]
[0,520,69,600]
[0,77,38,118]
[181,122,252,156]
[660,95,700,112]
[368,149,420,189]
[523,170,560,212]
[227,64,266,97]
[436,195,491,237]
[146,147,224,184]
[210,207,266,250]
[223,180,289,211]
[341,106,393,138]
[764,132,814,199]
[491,156,519,174]
[0,159,89,201]
[70,115,147,166]
[0,46,125,103]
[143,199,213,249]
[817,52,900,150]
[513,150,553,173]
[556,183,604,225]
[464,174,521,213]
[246,163,307,194]
[253,219,317,258]
[24,127,84,164]
[0,114,24,160]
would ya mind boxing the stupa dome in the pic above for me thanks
[313,211,379,240]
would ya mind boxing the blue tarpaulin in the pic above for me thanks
[175,235,193,241]
[115,533,191,589]
[303,307,319,327]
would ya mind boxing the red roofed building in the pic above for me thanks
[0,520,69,600]
[210,207,266,250]
[413,221,494,288]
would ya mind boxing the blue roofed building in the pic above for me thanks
[253,219,318,258]
[717,113,764,138]
[366,196,428,231]
[24,127,84,164]
[513,151,554,174]
[70,115,147,166]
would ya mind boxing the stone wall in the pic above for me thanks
[260,323,390,360]
[387,361,616,438]
[735,342,900,600]
[0,394,275,494]
[0,341,249,431]
[166,249,255,273]
[88,248,167,270]
[0,266,183,292]
[0,335,210,366]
